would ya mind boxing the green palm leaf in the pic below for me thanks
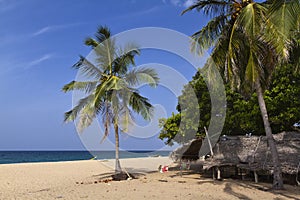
[72,56,104,79]
[62,81,97,93]
[125,67,159,87]
[182,0,231,16]
[64,93,96,122]
[191,14,229,54]
[129,91,153,120]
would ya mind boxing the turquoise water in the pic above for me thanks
[0,151,171,164]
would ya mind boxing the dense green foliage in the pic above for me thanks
[181,0,300,188]
[159,64,300,145]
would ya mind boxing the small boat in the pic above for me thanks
[149,154,160,157]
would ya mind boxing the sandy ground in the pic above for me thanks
[0,157,299,200]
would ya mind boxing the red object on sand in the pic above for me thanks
[162,166,168,172]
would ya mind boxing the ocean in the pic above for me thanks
[0,151,171,165]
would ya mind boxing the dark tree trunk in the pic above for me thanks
[114,123,122,173]
[255,80,283,189]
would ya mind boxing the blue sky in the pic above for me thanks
[0,0,208,150]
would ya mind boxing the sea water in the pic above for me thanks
[0,151,171,164]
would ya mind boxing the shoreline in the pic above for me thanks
[0,155,170,166]
[0,151,171,166]
[0,157,299,200]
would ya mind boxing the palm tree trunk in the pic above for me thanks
[255,80,283,189]
[114,123,122,173]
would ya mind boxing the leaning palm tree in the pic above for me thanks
[183,0,300,189]
[62,26,159,173]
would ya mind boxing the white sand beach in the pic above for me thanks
[0,157,299,200]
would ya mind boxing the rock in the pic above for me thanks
[111,172,135,181]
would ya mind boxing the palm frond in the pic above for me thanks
[236,3,267,38]
[62,81,97,93]
[64,93,95,122]
[191,14,229,54]
[100,100,113,143]
[113,43,140,75]
[77,104,96,133]
[267,0,300,60]
[118,93,134,133]
[129,91,153,120]
[182,0,231,17]
[72,55,104,79]
[94,38,116,73]
[95,26,111,44]
[84,38,99,48]
[125,67,159,87]
[211,26,249,84]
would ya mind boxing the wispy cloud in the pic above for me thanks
[0,53,54,78]
[133,6,161,16]
[183,0,195,8]
[108,6,162,21]
[32,23,84,37]
[32,27,52,37]
[27,54,53,68]
[163,0,195,8]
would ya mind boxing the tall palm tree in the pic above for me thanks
[183,0,300,189]
[62,26,159,173]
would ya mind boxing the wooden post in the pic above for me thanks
[204,126,217,180]
[254,171,258,183]
[217,167,221,180]
[179,159,182,177]
[204,126,214,157]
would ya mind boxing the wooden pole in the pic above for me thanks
[204,126,219,179]
[204,126,214,156]
[254,171,258,183]
[217,167,221,180]
[180,159,182,177]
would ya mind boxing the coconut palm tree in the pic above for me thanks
[183,0,300,189]
[62,26,159,173]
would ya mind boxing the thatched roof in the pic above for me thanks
[170,139,202,161]
[171,131,300,175]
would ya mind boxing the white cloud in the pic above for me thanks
[112,6,161,21]
[183,0,195,8]
[32,23,84,37]
[27,54,53,68]
[134,6,161,16]
[0,53,54,78]
[165,0,195,8]
[32,27,52,36]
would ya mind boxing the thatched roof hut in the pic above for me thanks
[171,131,300,175]
[170,139,202,161]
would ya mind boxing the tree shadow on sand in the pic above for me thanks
[224,182,252,200]
[232,181,300,200]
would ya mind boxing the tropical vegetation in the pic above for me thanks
[62,26,159,173]
[159,63,300,143]
[179,0,300,189]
